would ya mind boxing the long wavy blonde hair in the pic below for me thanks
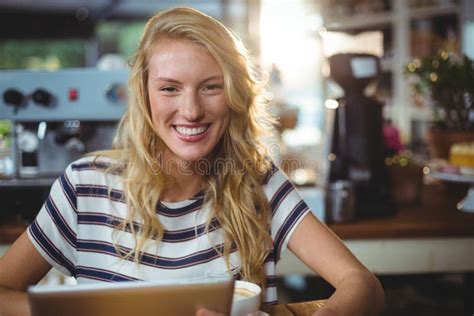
[102,7,275,288]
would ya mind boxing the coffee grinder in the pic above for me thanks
[327,53,394,218]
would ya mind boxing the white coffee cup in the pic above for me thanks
[231,280,261,316]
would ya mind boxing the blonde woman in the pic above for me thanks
[0,7,384,316]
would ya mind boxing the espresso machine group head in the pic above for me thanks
[0,68,129,178]
[0,68,129,220]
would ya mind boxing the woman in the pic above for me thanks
[0,7,384,316]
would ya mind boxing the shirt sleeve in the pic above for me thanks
[264,165,311,261]
[27,163,78,276]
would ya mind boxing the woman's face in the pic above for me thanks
[147,40,230,163]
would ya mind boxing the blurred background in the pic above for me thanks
[0,0,473,315]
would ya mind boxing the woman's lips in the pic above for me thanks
[173,124,211,142]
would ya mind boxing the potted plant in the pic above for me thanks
[385,151,424,206]
[406,51,474,158]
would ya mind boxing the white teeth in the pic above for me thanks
[175,126,207,136]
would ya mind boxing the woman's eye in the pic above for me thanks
[203,84,223,91]
[160,86,178,93]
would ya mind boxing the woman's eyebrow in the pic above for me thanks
[154,77,181,84]
[199,75,224,85]
[153,75,223,85]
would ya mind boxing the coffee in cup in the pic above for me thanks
[233,287,256,300]
[231,280,261,316]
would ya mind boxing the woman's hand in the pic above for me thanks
[312,306,338,316]
[195,307,225,316]
[195,307,259,316]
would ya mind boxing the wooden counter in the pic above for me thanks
[329,182,474,239]
[0,222,27,244]
[278,181,474,275]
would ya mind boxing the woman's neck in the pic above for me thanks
[160,157,206,202]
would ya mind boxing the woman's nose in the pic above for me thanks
[181,91,204,121]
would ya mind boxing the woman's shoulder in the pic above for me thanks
[65,154,123,181]
[261,160,304,198]
[262,160,284,186]
[70,155,118,170]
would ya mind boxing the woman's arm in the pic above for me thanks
[287,212,384,316]
[0,231,52,316]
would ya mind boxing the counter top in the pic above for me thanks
[0,177,56,188]
[328,181,474,239]
[0,223,27,244]
[277,181,474,275]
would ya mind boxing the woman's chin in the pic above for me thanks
[175,151,212,164]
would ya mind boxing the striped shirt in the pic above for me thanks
[27,156,310,305]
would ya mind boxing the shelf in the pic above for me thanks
[408,4,460,20]
[0,177,56,188]
[323,4,458,32]
[323,11,393,31]
[320,0,462,142]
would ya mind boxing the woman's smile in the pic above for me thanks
[173,124,211,142]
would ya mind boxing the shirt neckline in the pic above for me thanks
[159,190,205,209]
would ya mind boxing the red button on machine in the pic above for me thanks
[68,88,79,101]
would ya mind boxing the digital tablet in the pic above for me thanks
[28,278,235,316]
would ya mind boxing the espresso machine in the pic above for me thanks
[0,68,128,220]
[326,53,394,218]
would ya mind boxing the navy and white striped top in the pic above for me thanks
[27,156,310,304]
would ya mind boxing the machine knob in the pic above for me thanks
[3,88,25,107]
[32,88,53,106]
[65,137,86,154]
